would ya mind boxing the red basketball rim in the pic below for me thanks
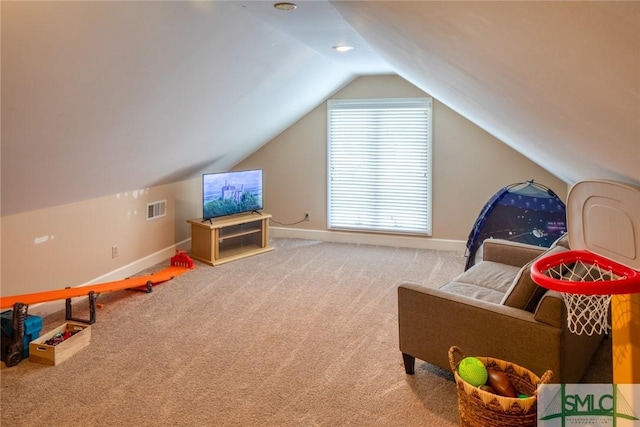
[530,249,640,295]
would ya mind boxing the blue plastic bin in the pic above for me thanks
[1,310,44,357]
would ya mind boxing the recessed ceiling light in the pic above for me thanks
[274,2,297,11]
[333,45,354,53]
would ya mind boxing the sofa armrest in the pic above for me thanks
[533,290,564,328]
[481,239,547,267]
[398,282,561,381]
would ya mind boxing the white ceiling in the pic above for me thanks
[333,1,640,186]
[1,1,639,216]
[240,1,393,75]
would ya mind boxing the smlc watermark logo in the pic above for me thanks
[538,384,640,426]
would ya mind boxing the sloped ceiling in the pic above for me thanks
[1,1,639,216]
[333,1,640,187]
[1,1,385,215]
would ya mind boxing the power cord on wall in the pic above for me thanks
[270,216,307,226]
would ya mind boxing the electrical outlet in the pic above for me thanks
[304,212,310,221]
[112,245,118,258]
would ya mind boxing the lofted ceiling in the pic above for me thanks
[1,1,639,217]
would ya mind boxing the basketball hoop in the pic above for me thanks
[531,250,640,336]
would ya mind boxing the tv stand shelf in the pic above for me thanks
[188,213,273,266]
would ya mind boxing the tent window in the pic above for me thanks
[327,98,432,235]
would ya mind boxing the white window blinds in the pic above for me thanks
[327,98,432,235]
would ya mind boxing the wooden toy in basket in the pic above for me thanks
[449,346,553,427]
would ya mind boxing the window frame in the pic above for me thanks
[327,97,433,236]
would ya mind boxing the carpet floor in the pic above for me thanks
[0,238,611,426]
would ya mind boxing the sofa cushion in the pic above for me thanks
[450,261,521,294]
[439,281,506,304]
[500,245,569,312]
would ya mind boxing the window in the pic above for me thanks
[327,98,432,235]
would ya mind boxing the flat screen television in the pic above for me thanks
[202,169,263,221]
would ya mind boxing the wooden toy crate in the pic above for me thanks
[29,322,91,366]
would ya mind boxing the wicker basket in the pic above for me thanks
[448,346,553,427]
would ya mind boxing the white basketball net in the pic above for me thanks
[561,293,612,336]
[543,258,621,336]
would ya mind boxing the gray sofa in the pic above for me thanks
[398,236,605,383]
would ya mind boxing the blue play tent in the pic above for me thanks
[464,180,567,270]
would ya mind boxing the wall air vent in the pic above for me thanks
[147,200,167,220]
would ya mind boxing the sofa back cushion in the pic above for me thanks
[551,233,570,249]
[500,245,569,312]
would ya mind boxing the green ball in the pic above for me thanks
[458,357,488,387]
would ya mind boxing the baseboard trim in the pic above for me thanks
[270,227,466,253]
[26,238,191,318]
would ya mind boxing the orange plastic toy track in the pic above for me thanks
[0,265,191,310]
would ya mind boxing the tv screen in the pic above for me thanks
[202,169,263,220]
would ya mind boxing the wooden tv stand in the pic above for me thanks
[187,213,273,266]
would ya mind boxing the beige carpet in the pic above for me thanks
[0,239,611,426]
